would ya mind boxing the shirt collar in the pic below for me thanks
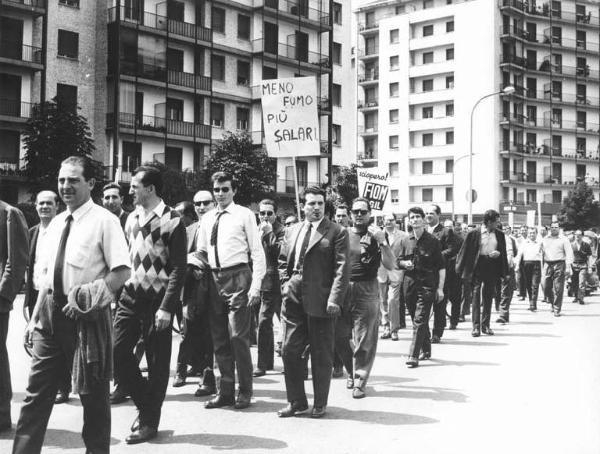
[136,199,166,219]
[429,223,439,232]
[217,201,236,214]
[305,217,324,230]
[68,198,94,221]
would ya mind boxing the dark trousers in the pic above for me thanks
[0,313,10,427]
[433,267,459,337]
[446,273,462,327]
[461,279,472,317]
[176,306,213,373]
[495,269,515,321]
[210,265,253,397]
[517,260,527,297]
[404,278,434,358]
[333,308,353,376]
[523,261,541,309]
[545,261,566,313]
[256,290,282,371]
[349,280,379,383]
[281,274,335,407]
[113,296,173,430]
[571,264,588,303]
[471,258,498,331]
[14,299,110,454]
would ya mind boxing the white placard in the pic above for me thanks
[357,168,390,214]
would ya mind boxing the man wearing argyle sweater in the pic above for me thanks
[113,165,187,444]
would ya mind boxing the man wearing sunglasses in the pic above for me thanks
[253,199,285,378]
[195,172,266,410]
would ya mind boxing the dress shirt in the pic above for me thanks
[293,218,324,269]
[33,224,50,290]
[136,200,166,226]
[39,198,131,292]
[197,201,266,294]
[479,227,498,256]
[542,235,574,265]
[517,239,543,262]
[427,223,440,233]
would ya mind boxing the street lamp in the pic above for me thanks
[468,85,516,224]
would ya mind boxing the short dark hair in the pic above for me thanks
[335,204,349,215]
[408,206,425,218]
[211,171,238,190]
[175,201,198,222]
[301,185,326,202]
[483,209,500,225]
[133,164,163,196]
[61,156,96,181]
[427,204,441,215]
[103,182,122,195]
[259,198,278,212]
[351,197,371,211]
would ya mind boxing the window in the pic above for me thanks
[577,111,586,128]
[211,55,225,81]
[57,29,78,59]
[390,56,399,70]
[389,109,399,123]
[211,102,224,128]
[446,48,454,60]
[390,29,399,44]
[446,75,454,88]
[446,131,454,144]
[237,60,250,86]
[332,84,341,107]
[237,14,250,40]
[423,24,433,37]
[422,79,433,92]
[236,107,249,130]
[422,106,433,118]
[526,189,537,204]
[59,0,79,6]
[446,103,454,117]
[423,0,433,8]
[422,161,433,174]
[389,162,399,177]
[577,164,586,180]
[165,146,182,171]
[391,189,399,203]
[56,83,77,111]
[390,83,399,97]
[446,159,454,173]
[423,52,434,64]
[212,7,225,33]
[396,5,405,14]
[446,187,453,201]
[332,124,341,146]
[422,188,433,202]
[122,141,141,173]
[333,2,342,25]
[577,137,586,154]
[446,20,454,32]
[552,190,562,204]
[577,30,586,49]
[263,65,277,80]
[389,135,399,149]
[422,133,433,146]
[333,42,342,65]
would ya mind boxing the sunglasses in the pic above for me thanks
[212,187,231,193]
[194,200,213,206]
[352,209,369,216]
[259,211,274,216]
[285,222,293,226]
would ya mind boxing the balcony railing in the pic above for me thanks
[0,42,42,64]
[358,21,379,32]
[257,0,330,27]
[0,99,32,118]
[358,72,379,82]
[500,171,599,187]
[107,112,210,139]
[358,99,379,109]
[119,60,211,91]
[253,39,330,68]
[107,7,212,42]
[499,141,600,161]
[0,0,45,10]
[500,25,600,50]
[358,126,378,135]
[499,0,600,27]
[357,47,379,58]
[502,54,600,79]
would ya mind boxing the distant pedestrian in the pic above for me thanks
[102,182,129,230]
[542,222,573,317]
[570,230,592,305]
[515,227,543,311]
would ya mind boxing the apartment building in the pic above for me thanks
[355,0,600,224]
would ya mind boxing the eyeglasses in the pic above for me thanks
[212,187,231,193]
[194,200,213,207]
[351,209,369,216]
[259,211,274,216]
[285,222,293,226]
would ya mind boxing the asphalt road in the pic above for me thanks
[1,293,599,454]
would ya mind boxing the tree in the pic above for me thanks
[330,163,359,206]
[206,131,276,206]
[22,98,103,197]
[557,180,600,230]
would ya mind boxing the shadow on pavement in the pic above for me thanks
[321,406,438,425]
[563,313,600,317]
[511,321,554,325]
[422,358,500,368]
[31,429,121,450]
[498,332,560,338]
[435,339,509,347]
[150,430,288,449]
[367,384,468,403]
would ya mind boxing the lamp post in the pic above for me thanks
[468,85,516,224]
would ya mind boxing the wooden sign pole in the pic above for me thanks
[292,156,302,220]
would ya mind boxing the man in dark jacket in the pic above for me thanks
[456,210,509,337]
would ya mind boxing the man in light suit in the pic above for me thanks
[0,199,29,432]
[277,186,349,419]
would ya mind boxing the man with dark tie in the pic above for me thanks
[277,186,349,418]
[196,172,266,410]
[456,210,509,337]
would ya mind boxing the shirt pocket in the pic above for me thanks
[65,243,91,269]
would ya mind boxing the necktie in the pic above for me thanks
[210,211,225,268]
[385,231,390,246]
[53,214,73,297]
[296,223,312,271]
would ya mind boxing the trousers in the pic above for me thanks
[495,269,515,321]
[571,263,588,303]
[404,277,434,359]
[0,313,10,427]
[544,261,566,313]
[348,280,379,383]
[256,290,282,370]
[523,261,541,309]
[378,278,405,331]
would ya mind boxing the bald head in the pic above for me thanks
[36,190,59,225]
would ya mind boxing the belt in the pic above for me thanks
[211,263,248,273]
[545,260,565,265]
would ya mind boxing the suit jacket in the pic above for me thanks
[261,220,285,292]
[456,227,509,283]
[0,201,29,312]
[280,217,349,318]
[24,224,40,310]
[430,224,460,271]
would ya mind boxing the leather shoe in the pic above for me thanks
[253,368,266,378]
[431,334,441,344]
[278,400,308,417]
[125,425,157,444]
[482,327,494,335]
[471,329,481,337]
[419,351,431,361]
[391,331,399,341]
[554,311,561,317]
[458,315,466,322]
[496,317,507,324]
[55,391,70,404]
[195,384,216,397]
[234,393,251,409]
[352,387,366,399]
[311,406,326,418]
[172,373,186,388]
[448,323,457,330]
[332,365,343,378]
[110,386,129,405]
[205,394,234,409]
[346,376,354,389]
[405,357,419,368]
[380,327,391,339]
[23,395,32,403]
[130,415,140,432]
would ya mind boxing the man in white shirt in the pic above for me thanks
[515,227,543,311]
[542,222,573,316]
[196,172,266,410]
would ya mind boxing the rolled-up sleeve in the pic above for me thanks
[245,210,266,294]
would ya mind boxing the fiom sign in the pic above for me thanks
[357,169,390,214]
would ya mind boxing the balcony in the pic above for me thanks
[358,21,379,33]
[256,0,331,29]
[119,60,211,92]
[253,39,330,71]
[499,141,600,162]
[499,0,600,28]
[0,42,43,69]
[106,112,210,140]
[0,161,25,181]
[357,71,379,84]
[0,99,32,126]
[107,7,212,44]
[357,47,379,60]
[358,126,378,137]
[500,25,600,53]
[0,0,45,15]
[500,171,599,188]
[276,178,321,195]
[506,83,600,107]
[357,99,379,110]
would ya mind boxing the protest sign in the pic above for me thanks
[357,168,390,214]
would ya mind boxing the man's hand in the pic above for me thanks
[249,288,261,306]
[326,302,341,316]
[155,309,172,331]
[436,288,444,303]
[372,229,386,245]
[489,250,501,259]
[401,260,415,271]
[260,222,273,234]
[62,298,82,320]
[24,320,36,349]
